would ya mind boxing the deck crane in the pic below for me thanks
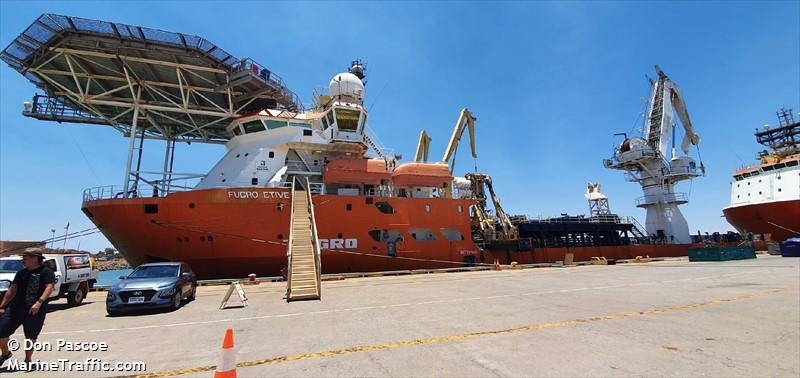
[441,108,477,172]
[414,130,432,162]
[604,66,705,244]
[465,173,518,244]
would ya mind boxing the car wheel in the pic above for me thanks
[171,292,182,311]
[188,285,196,301]
[67,289,84,307]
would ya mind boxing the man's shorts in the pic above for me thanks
[0,305,47,339]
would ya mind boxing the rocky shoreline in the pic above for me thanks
[95,258,131,271]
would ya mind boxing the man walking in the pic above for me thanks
[0,248,55,369]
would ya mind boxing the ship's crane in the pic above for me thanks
[604,66,705,244]
[464,173,518,243]
[441,108,477,172]
[414,130,432,162]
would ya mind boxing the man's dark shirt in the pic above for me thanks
[10,265,55,308]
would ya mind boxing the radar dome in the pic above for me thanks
[329,72,365,103]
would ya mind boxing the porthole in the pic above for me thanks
[189,203,195,209]
[269,151,275,158]
[177,238,183,243]
[200,236,206,242]
[778,188,782,192]
[278,233,284,240]
[184,237,190,242]
[245,153,249,157]
[337,233,343,238]
[208,235,214,242]
[222,179,227,183]
[236,154,240,158]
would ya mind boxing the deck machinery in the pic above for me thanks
[604,66,704,244]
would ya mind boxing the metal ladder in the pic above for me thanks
[627,216,648,241]
[286,177,321,301]
[647,79,665,149]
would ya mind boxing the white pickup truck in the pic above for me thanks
[0,253,99,306]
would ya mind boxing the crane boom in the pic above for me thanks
[649,66,701,156]
[666,80,701,154]
[441,108,477,172]
[414,130,432,162]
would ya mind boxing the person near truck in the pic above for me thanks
[0,248,55,369]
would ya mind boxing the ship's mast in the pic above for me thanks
[604,66,704,244]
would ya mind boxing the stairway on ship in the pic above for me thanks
[286,178,321,301]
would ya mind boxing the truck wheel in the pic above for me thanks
[67,290,84,306]
[67,282,89,306]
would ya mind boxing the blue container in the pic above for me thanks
[780,238,800,257]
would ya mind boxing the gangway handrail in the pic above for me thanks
[286,178,297,299]
[305,176,322,297]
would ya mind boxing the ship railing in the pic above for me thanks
[285,160,323,173]
[518,214,627,224]
[661,165,700,177]
[635,192,689,206]
[83,174,204,201]
[304,176,322,298]
[274,181,325,195]
[363,125,395,159]
[232,58,304,112]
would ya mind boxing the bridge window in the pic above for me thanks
[265,120,288,130]
[335,108,360,131]
[242,120,265,133]
[325,111,335,126]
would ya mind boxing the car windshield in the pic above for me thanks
[0,260,23,273]
[127,265,179,279]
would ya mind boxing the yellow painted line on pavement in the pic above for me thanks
[129,287,798,378]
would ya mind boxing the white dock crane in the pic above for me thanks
[604,66,705,244]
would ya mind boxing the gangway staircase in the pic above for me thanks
[286,177,322,301]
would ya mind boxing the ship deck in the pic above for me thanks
[2,255,798,377]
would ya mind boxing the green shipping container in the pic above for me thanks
[688,246,757,262]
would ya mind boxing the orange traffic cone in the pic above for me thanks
[215,328,237,378]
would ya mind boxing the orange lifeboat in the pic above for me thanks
[323,158,390,185]
[392,162,453,187]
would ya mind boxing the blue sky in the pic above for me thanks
[1,1,799,252]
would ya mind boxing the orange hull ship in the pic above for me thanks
[2,16,733,281]
[83,189,479,278]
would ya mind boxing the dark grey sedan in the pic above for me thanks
[106,262,197,316]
